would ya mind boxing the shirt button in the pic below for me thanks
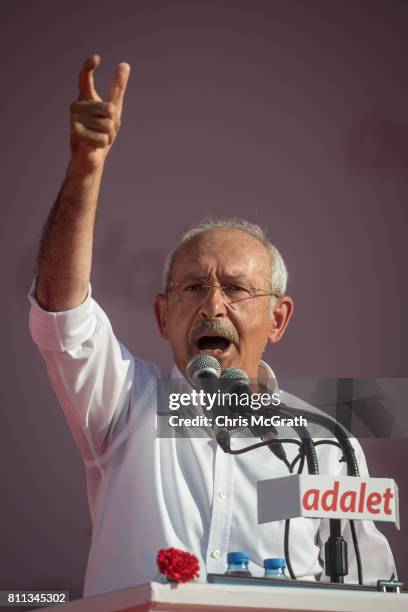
[211,549,221,559]
[218,490,226,499]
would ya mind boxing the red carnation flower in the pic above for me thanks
[157,547,200,583]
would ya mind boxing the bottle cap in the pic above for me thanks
[227,551,250,564]
[264,557,286,570]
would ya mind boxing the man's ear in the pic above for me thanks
[268,296,294,344]
[154,294,170,340]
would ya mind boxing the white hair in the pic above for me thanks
[162,217,288,296]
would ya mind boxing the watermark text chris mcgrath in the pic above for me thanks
[168,413,308,428]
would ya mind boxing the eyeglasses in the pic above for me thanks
[166,280,281,309]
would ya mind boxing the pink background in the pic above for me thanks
[1,0,407,603]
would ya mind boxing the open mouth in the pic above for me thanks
[196,336,232,353]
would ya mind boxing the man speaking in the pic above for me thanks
[29,55,395,596]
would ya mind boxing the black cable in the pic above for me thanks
[227,438,302,455]
[227,426,363,584]
[290,422,362,585]
[229,403,319,475]
[273,405,319,475]
[281,456,292,471]
[227,433,313,581]
[314,440,342,451]
[212,373,363,583]
[284,519,296,579]
[349,520,363,585]
[313,440,346,464]
[285,440,363,585]
[268,402,358,476]
[284,452,304,580]
[226,434,302,578]
[298,450,306,474]
[289,447,304,473]
[310,440,364,586]
[229,432,363,584]
[289,454,300,472]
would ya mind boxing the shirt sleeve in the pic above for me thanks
[316,438,396,585]
[28,279,159,469]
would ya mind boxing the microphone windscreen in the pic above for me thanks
[186,354,221,384]
[220,367,250,387]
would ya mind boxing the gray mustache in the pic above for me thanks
[189,318,239,347]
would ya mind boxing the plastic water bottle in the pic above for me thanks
[225,551,252,576]
[263,558,287,579]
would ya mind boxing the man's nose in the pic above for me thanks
[199,286,228,318]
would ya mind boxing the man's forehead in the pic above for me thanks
[171,229,270,279]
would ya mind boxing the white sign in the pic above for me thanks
[258,475,399,528]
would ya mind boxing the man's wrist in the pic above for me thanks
[67,155,105,181]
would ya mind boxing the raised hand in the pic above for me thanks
[70,55,131,173]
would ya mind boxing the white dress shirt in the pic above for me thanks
[28,284,395,597]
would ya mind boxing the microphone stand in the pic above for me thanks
[268,402,360,584]
[225,401,358,584]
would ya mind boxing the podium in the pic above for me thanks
[36,581,408,612]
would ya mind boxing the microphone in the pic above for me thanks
[186,354,230,452]
[220,368,288,464]
[186,354,221,390]
[220,368,319,474]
